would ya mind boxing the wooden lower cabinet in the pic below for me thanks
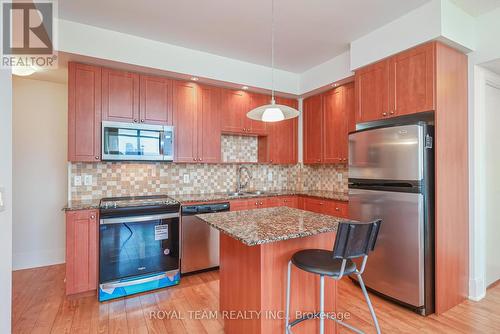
[65,209,98,295]
[229,196,346,217]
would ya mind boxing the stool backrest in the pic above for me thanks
[332,220,382,260]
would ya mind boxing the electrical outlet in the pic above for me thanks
[337,173,343,182]
[84,175,93,186]
[183,174,190,184]
[267,172,273,181]
[74,176,82,186]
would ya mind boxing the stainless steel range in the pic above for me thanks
[98,195,180,301]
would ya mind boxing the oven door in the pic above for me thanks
[102,121,173,161]
[99,213,180,283]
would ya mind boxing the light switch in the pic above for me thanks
[84,175,93,186]
[183,174,190,184]
[74,176,82,186]
[0,187,5,212]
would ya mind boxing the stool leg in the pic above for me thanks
[356,273,381,334]
[285,260,292,334]
[319,275,324,334]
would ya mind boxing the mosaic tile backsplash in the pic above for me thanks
[221,135,258,163]
[70,163,348,201]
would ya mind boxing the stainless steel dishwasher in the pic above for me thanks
[181,202,230,274]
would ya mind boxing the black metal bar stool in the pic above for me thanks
[285,220,382,334]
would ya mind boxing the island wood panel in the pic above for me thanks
[220,232,337,334]
[434,42,469,314]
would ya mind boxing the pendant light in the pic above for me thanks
[247,0,299,122]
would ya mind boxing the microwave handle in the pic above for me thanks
[160,130,165,156]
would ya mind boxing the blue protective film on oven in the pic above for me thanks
[98,270,180,302]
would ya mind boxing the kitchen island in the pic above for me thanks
[197,206,353,334]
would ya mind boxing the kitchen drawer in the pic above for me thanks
[280,196,298,208]
[303,197,328,214]
[324,200,349,218]
[230,199,250,211]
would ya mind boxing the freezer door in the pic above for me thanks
[349,124,423,181]
[349,188,425,307]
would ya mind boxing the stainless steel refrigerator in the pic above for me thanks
[348,122,434,315]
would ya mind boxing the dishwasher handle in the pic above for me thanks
[182,202,230,215]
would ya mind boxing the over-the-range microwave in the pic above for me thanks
[102,121,174,161]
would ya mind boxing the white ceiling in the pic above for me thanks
[451,0,500,16]
[58,0,431,73]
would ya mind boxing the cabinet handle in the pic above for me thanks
[90,215,96,219]
[335,207,340,211]
[382,112,387,116]
[134,119,138,123]
[260,202,263,205]
[198,158,202,161]
[319,202,324,205]
[389,111,395,115]
[255,202,259,206]
[140,119,145,123]
[95,156,99,160]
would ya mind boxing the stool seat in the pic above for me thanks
[291,249,357,277]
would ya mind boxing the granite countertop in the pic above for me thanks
[197,206,353,246]
[62,190,349,211]
[173,190,348,204]
[63,199,101,211]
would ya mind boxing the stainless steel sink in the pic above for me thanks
[226,192,246,197]
[243,190,267,195]
[226,190,267,197]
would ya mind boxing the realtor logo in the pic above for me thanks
[1,0,57,69]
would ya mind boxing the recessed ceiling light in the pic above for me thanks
[242,86,249,90]
[191,77,199,81]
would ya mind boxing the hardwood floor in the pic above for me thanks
[12,264,500,333]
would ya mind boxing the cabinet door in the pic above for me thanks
[230,199,250,211]
[281,196,298,208]
[355,59,390,123]
[102,68,140,123]
[303,94,323,164]
[139,75,173,125]
[68,62,102,162]
[198,85,222,163]
[390,43,435,117]
[66,210,98,295]
[247,93,269,135]
[303,197,327,214]
[324,200,349,218]
[322,88,344,164]
[273,97,298,164]
[173,81,198,162]
[344,82,355,161]
[221,89,248,133]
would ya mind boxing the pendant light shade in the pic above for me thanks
[247,100,299,122]
[246,0,299,123]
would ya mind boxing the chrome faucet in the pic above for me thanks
[236,166,252,193]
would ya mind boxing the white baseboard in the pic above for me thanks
[12,248,65,270]
[469,277,486,301]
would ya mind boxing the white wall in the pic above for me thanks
[12,77,68,270]
[0,70,13,332]
[58,19,300,95]
[484,76,500,286]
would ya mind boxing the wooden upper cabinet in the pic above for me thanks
[173,81,198,163]
[68,62,102,162]
[139,75,173,125]
[390,43,435,116]
[344,82,355,160]
[322,87,344,164]
[66,210,98,295]
[355,59,390,123]
[247,93,269,135]
[198,85,222,163]
[221,90,249,133]
[102,68,140,123]
[303,94,323,164]
[273,97,298,164]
